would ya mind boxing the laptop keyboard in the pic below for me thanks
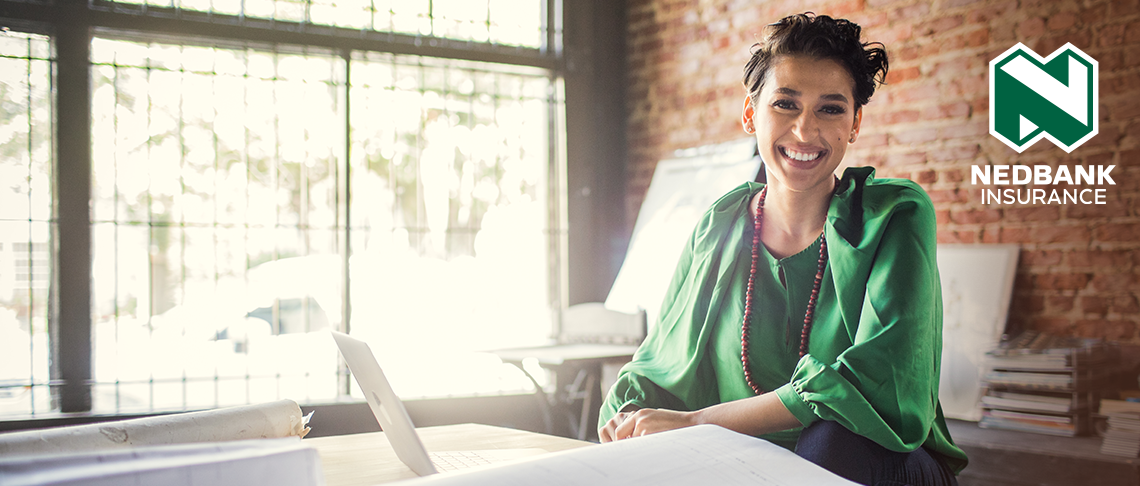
[429,451,493,472]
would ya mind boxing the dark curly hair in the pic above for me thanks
[743,12,889,112]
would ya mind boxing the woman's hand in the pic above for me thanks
[598,411,632,443]
[599,408,698,443]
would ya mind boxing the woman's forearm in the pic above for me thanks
[693,391,803,436]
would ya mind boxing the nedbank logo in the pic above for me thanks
[989,43,1098,153]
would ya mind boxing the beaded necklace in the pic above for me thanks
[740,187,830,395]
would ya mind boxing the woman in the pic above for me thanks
[597,13,967,486]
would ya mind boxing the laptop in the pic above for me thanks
[330,331,546,476]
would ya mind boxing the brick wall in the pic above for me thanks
[624,0,1140,340]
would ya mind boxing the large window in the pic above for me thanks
[0,1,565,418]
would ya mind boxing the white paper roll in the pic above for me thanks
[0,399,309,457]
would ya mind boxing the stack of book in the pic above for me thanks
[978,331,1110,437]
[1100,399,1140,457]
[979,390,1083,436]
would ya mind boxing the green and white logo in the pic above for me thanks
[989,42,1098,153]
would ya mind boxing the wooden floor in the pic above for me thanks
[947,419,1140,486]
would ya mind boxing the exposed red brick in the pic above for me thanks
[1108,0,1140,18]
[859,133,889,147]
[1105,75,1140,97]
[896,46,920,62]
[1034,317,1076,335]
[1047,11,1077,30]
[1048,295,1075,313]
[1082,296,1109,315]
[936,229,979,243]
[889,3,930,22]
[950,208,1002,224]
[1031,225,1092,243]
[966,28,990,47]
[1022,250,1063,266]
[892,83,941,103]
[1080,5,1107,25]
[1074,319,1136,340]
[944,168,966,183]
[1004,206,1060,222]
[885,109,921,124]
[917,169,938,184]
[929,144,980,162]
[928,189,967,204]
[1115,295,1140,314]
[998,227,1031,243]
[1128,21,1140,44]
[1018,17,1046,38]
[1091,274,1132,292]
[966,2,1014,25]
[1033,273,1092,290]
[1111,99,1140,121]
[878,24,915,45]
[886,66,922,85]
[942,0,987,7]
[917,15,964,36]
[1099,23,1127,47]
[1121,149,1140,165]
[1067,201,1129,219]
[1014,294,1047,314]
[1095,223,1140,242]
[939,122,989,139]
[892,129,940,145]
[980,226,999,243]
[970,98,989,116]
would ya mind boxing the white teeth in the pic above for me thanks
[782,148,822,161]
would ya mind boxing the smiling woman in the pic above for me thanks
[599,13,967,486]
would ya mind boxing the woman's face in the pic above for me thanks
[743,55,861,195]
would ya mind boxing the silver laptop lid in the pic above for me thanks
[330,331,437,476]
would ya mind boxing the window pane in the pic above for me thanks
[91,37,347,414]
[103,0,547,48]
[0,31,54,418]
[348,52,555,398]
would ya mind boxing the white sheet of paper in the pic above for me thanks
[390,424,856,486]
[0,437,323,486]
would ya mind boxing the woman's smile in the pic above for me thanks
[778,146,827,167]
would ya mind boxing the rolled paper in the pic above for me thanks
[0,399,309,457]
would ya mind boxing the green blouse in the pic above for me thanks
[599,167,968,474]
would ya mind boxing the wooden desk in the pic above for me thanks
[305,423,592,486]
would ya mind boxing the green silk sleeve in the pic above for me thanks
[775,184,944,453]
[598,183,755,429]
